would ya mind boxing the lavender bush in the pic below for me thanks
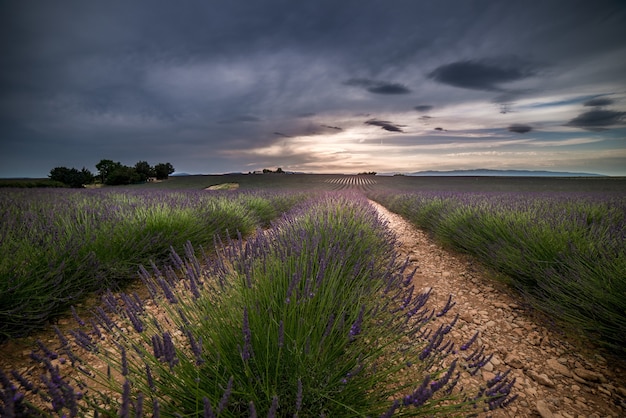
[1,192,515,416]
[369,190,626,355]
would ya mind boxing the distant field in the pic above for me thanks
[134,173,626,193]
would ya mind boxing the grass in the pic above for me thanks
[368,190,626,356]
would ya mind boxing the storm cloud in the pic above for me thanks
[365,119,405,132]
[584,98,614,107]
[428,59,536,92]
[344,78,411,95]
[1,1,625,177]
[508,124,533,134]
[566,110,626,130]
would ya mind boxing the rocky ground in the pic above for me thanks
[369,200,626,418]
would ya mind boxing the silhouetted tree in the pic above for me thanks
[49,166,95,188]
[154,162,175,180]
[95,159,122,184]
[134,161,155,182]
[106,166,142,185]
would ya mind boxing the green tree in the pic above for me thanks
[154,162,175,180]
[95,159,122,184]
[49,166,94,188]
[106,165,142,185]
[134,161,155,182]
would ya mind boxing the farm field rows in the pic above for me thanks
[1,174,624,416]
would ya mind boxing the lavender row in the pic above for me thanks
[0,188,308,340]
[368,190,626,355]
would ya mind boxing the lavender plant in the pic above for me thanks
[1,192,515,416]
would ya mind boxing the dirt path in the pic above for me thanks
[369,200,626,418]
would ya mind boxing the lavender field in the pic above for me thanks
[0,187,308,339]
[1,175,624,416]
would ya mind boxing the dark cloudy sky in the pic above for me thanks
[2,0,626,177]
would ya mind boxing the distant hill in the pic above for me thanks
[398,169,607,177]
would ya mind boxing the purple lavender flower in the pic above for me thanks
[380,400,399,418]
[461,331,479,351]
[36,340,58,360]
[241,308,254,361]
[248,401,257,418]
[203,397,216,418]
[403,374,433,407]
[126,305,144,333]
[71,306,85,326]
[217,376,233,413]
[145,364,155,391]
[186,330,205,365]
[135,392,144,418]
[162,332,179,369]
[296,378,303,413]
[349,306,365,341]
[70,329,98,353]
[436,294,456,317]
[267,395,279,418]
[120,346,129,376]
[157,277,178,304]
[10,370,34,393]
[119,379,130,418]
[152,398,160,418]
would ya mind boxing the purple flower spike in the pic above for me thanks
[203,397,216,418]
[248,401,257,418]
[241,308,254,361]
[217,376,233,413]
[71,306,85,326]
[119,379,130,418]
[296,378,303,412]
[461,331,479,351]
[267,395,279,418]
[349,306,365,341]
[436,294,456,317]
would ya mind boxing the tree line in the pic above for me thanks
[49,159,175,188]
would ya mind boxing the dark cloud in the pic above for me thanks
[414,105,433,112]
[508,124,532,133]
[344,78,411,94]
[566,110,626,130]
[428,58,535,92]
[365,119,405,132]
[584,98,614,107]
[321,124,342,131]
[273,132,292,138]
